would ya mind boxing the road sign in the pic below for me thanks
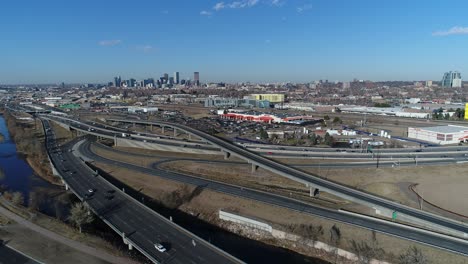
[392,211,398,220]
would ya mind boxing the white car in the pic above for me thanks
[88,189,95,193]
[154,243,166,252]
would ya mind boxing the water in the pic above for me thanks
[0,115,68,217]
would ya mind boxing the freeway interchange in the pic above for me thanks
[42,119,241,264]
[39,113,468,258]
[78,139,468,256]
[104,118,468,237]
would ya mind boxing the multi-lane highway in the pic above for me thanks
[42,119,242,264]
[77,139,468,256]
[45,114,468,162]
[105,118,468,239]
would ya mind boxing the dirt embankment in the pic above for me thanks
[3,111,61,185]
[90,159,468,264]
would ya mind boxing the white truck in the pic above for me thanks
[122,133,127,137]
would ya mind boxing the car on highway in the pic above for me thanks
[154,243,167,252]
[88,188,95,193]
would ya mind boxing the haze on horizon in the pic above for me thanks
[1,0,468,84]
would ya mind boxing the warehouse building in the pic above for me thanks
[408,125,468,145]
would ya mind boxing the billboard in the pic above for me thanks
[465,103,468,120]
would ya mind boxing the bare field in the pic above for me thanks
[91,144,163,167]
[304,164,468,217]
[51,122,74,145]
[93,162,468,264]
[113,145,235,161]
[158,160,344,206]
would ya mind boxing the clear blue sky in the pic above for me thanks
[2,0,468,84]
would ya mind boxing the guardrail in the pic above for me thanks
[73,140,243,264]
[106,118,468,238]
[40,119,161,264]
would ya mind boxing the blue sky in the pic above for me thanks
[1,0,468,84]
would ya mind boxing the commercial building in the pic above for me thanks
[114,76,122,87]
[441,71,462,88]
[174,72,180,84]
[218,110,320,125]
[194,72,200,86]
[249,94,285,104]
[408,125,468,145]
[204,97,270,108]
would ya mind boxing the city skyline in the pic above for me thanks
[2,0,468,84]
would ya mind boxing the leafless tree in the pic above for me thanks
[329,224,342,263]
[69,203,94,233]
[350,231,385,264]
[398,246,429,264]
[11,192,24,206]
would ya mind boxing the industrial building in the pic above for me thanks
[408,125,468,145]
[204,97,270,108]
[249,94,285,104]
[218,110,321,125]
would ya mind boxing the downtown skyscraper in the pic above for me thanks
[174,72,180,84]
[194,72,200,86]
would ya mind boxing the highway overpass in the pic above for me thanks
[41,119,242,264]
[105,118,468,240]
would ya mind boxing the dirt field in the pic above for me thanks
[304,164,468,217]
[92,162,468,264]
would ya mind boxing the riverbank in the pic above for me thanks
[0,196,138,264]
[3,111,61,185]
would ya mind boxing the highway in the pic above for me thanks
[37,113,468,238]
[77,139,468,256]
[106,118,468,239]
[44,114,468,161]
[42,120,242,264]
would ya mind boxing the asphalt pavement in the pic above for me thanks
[79,140,468,256]
[42,120,241,264]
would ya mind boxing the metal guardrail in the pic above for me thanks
[39,119,161,264]
[73,140,243,264]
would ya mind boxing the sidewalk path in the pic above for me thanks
[0,206,140,264]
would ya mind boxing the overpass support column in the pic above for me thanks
[65,184,69,191]
[188,133,191,140]
[161,126,165,134]
[251,164,259,173]
[174,128,177,137]
[122,233,133,250]
[150,124,153,131]
[310,187,319,197]
[223,151,231,160]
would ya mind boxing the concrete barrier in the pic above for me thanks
[219,210,272,233]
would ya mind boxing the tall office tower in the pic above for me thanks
[114,76,122,87]
[441,71,462,88]
[128,78,136,87]
[169,77,174,85]
[163,73,169,83]
[194,72,200,86]
[174,72,180,84]
[425,80,433,87]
